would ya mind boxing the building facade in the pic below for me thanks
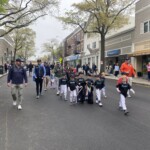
[64,27,84,67]
[133,0,150,75]
[82,17,135,72]
[0,29,14,65]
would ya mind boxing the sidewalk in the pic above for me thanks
[0,73,7,78]
[105,74,150,87]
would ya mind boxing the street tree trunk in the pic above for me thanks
[100,33,105,73]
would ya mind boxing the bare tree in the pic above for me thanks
[0,0,59,37]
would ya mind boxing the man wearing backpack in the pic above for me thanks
[7,58,28,110]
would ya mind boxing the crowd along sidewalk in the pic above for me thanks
[105,74,150,87]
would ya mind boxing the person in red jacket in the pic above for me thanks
[120,58,136,97]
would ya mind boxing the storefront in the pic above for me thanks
[64,54,81,67]
[106,49,127,66]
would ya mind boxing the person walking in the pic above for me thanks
[54,63,63,95]
[147,62,150,81]
[43,62,51,91]
[28,61,33,77]
[114,63,120,77]
[33,59,46,99]
[120,58,136,97]
[7,58,28,110]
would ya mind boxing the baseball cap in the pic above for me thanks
[16,58,22,62]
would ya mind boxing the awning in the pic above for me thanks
[130,50,150,56]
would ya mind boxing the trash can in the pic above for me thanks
[137,72,143,77]
[0,65,4,74]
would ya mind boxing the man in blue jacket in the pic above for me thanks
[33,59,46,99]
[7,58,28,110]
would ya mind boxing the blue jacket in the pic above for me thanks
[7,65,28,84]
[33,64,46,78]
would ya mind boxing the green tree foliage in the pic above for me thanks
[0,0,59,37]
[11,28,36,61]
[0,0,8,12]
[58,0,137,72]
[42,38,63,62]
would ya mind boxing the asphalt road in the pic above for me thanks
[0,76,150,150]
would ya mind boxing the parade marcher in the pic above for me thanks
[50,70,55,88]
[94,76,104,107]
[120,58,136,97]
[43,62,51,91]
[85,79,94,104]
[100,72,107,98]
[68,75,77,105]
[59,74,68,100]
[146,62,150,81]
[85,75,94,85]
[7,58,28,110]
[54,63,63,95]
[28,61,33,77]
[33,59,46,99]
[116,76,135,115]
[76,73,86,103]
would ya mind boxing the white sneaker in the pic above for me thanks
[18,105,22,110]
[128,95,131,98]
[13,101,17,106]
[56,91,60,95]
[36,95,39,99]
[104,95,107,98]
[99,102,103,107]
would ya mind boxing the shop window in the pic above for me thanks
[92,42,96,49]
[144,21,149,33]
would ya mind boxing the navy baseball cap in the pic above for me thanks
[16,58,22,62]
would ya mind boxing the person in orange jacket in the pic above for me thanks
[120,58,136,97]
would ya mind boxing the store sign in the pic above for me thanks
[65,54,80,61]
[107,49,121,57]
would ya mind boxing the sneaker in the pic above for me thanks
[104,95,107,98]
[99,102,103,107]
[18,105,22,110]
[56,91,60,95]
[13,101,17,106]
[127,95,131,98]
[36,95,39,99]
[44,89,47,91]
[124,110,129,116]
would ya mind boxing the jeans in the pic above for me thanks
[35,78,43,96]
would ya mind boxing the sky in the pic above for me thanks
[30,0,82,59]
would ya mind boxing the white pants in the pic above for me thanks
[60,85,67,99]
[55,77,60,93]
[96,89,101,101]
[119,94,127,110]
[101,87,106,97]
[70,90,77,103]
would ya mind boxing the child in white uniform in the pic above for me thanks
[116,77,135,115]
[59,75,68,100]
[68,76,77,105]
